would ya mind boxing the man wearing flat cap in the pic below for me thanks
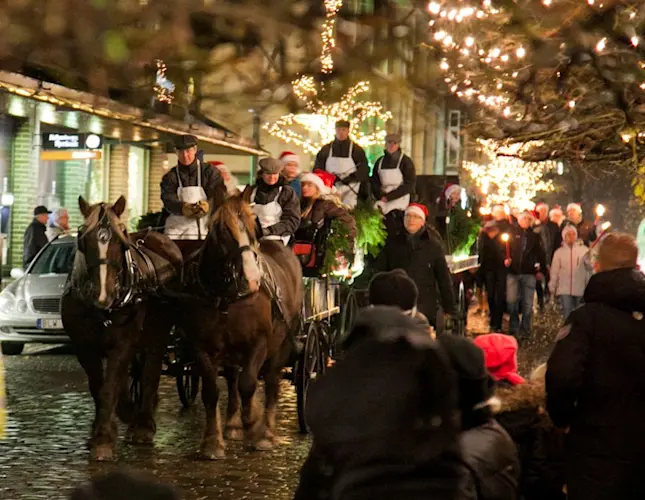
[372,132,417,232]
[241,157,300,245]
[161,134,226,240]
[313,119,369,209]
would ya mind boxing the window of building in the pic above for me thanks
[127,146,149,231]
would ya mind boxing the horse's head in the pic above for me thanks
[75,195,130,310]
[201,196,261,297]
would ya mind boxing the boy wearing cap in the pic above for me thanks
[314,120,369,208]
[374,202,456,328]
[161,135,226,241]
[23,205,51,267]
[371,133,416,231]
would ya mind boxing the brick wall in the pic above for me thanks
[148,145,165,213]
[10,118,37,269]
[57,160,89,230]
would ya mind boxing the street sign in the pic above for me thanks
[41,133,103,150]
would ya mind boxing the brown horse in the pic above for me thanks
[61,196,182,461]
[181,195,303,459]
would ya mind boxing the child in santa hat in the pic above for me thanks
[279,151,302,198]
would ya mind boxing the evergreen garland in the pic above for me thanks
[321,218,354,276]
[353,201,387,258]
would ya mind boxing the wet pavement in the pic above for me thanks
[0,345,311,499]
[0,306,561,499]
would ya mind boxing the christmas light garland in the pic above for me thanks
[153,59,175,104]
[321,0,343,74]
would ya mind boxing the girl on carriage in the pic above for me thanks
[241,157,300,245]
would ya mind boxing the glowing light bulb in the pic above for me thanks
[596,38,607,52]
[428,2,440,14]
[465,36,475,47]
[568,100,576,108]
[516,47,526,58]
[434,30,446,41]
[632,36,639,47]
[440,60,450,70]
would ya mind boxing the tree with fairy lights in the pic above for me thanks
[425,0,645,211]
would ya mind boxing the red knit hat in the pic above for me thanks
[473,333,525,386]
[301,169,336,195]
[405,202,429,220]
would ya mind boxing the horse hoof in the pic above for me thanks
[92,445,115,462]
[225,428,244,441]
[129,429,155,446]
[254,438,274,451]
[200,447,226,460]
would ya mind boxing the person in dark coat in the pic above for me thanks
[438,334,520,500]
[504,211,547,338]
[533,202,561,309]
[479,221,507,331]
[241,158,300,245]
[546,233,645,500]
[313,120,370,208]
[563,203,597,247]
[23,205,51,268]
[373,202,456,327]
[294,306,463,500]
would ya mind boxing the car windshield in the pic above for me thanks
[29,243,76,275]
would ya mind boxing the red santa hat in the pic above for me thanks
[279,151,300,169]
[405,202,429,220]
[301,169,336,195]
[444,183,462,199]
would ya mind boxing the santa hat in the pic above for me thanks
[444,184,462,199]
[405,202,428,220]
[473,334,525,386]
[301,169,336,195]
[279,151,300,168]
[567,203,582,214]
[208,160,225,170]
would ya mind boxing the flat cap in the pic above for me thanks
[335,119,350,129]
[385,133,401,143]
[174,134,198,150]
[258,157,284,174]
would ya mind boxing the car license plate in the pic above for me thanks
[37,319,64,330]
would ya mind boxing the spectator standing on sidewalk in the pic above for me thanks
[549,225,590,321]
[505,211,547,339]
[546,233,645,500]
[23,205,51,268]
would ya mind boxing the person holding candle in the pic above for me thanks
[479,221,508,332]
[505,211,547,339]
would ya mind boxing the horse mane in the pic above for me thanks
[209,195,257,245]
[81,201,130,246]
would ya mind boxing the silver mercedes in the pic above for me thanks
[0,236,76,355]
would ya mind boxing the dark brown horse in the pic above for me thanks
[61,196,182,461]
[181,196,303,459]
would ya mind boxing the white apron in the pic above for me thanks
[164,161,209,240]
[374,153,410,215]
[325,141,360,209]
[251,187,290,246]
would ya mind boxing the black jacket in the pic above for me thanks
[458,420,520,500]
[374,227,456,324]
[242,178,300,238]
[371,149,416,202]
[546,268,645,453]
[294,307,462,500]
[533,220,561,266]
[23,218,48,268]
[314,139,370,199]
[301,198,357,243]
[160,160,225,215]
[507,228,547,276]
[479,232,506,273]
[496,383,566,500]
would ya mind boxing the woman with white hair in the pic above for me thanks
[46,208,70,241]
[549,225,591,320]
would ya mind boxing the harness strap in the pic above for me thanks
[256,253,286,320]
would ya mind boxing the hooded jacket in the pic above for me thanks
[294,307,462,500]
[548,240,590,297]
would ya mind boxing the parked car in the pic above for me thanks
[0,236,75,355]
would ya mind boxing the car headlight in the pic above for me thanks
[0,292,16,314]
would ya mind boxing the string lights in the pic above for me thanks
[153,59,175,104]
[263,81,392,154]
[463,139,556,211]
[321,0,343,74]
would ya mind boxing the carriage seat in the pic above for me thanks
[293,219,331,278]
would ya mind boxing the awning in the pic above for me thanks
[0,70,266,156]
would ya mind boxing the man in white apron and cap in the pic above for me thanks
[160,134,226,241]
[242,157,300,245]
[314,120,369,209]
[372,133,417,233]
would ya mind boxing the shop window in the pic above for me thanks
[128,146,149,231]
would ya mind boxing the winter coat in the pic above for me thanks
[288,176,302,198]
[496,383,566,500]
[160,160,226,215]
[374,226,456,325]
[458,420,520,500]
[370,149,416,202]
[294,307,463,500]
[301,198,357,244]
[23,218,48,268]
[546,268,645,499]
[548,241,590,297]
[533,220,561,265]
[241,178,301,239]
[479,232,506,274]
[314,139,371,199]
[507,228,547,276]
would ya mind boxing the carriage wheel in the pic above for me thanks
[176,362,200,409]
[129,354,143,408]
[338,287,359,345]
[296,322,327,434]
[455,281,467,337]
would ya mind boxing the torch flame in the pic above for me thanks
[596,204,606,217]
[501,233,510,242]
